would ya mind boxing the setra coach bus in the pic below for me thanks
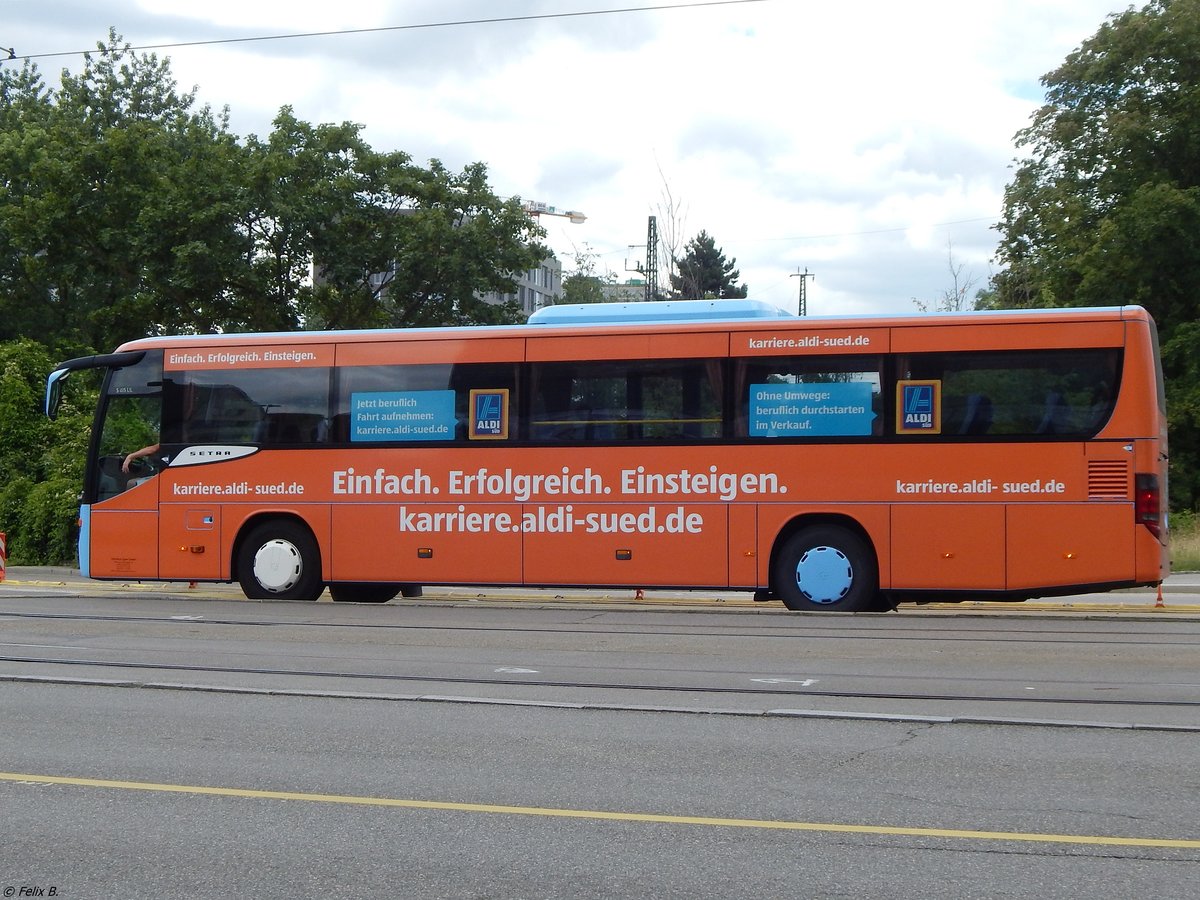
[45,299,1169,612]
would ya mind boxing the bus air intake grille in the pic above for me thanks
[1088,460,1129,499]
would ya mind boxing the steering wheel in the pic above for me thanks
[124,454,160,478]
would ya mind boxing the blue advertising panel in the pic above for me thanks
[750,382,876,437]
[350,390,455,442]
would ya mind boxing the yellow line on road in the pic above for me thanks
[3,771,1198,849]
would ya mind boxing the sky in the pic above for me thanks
[6,0,1130,317]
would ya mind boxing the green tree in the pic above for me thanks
[236,109,378,331]
[991,0,1200,509]
[294,139,548,329]
[561,245,615,305]
[0,339,92,564]
[670,230,748,299]
[0,35,559,567]
[1,32,551,348]
[0,31,250,351]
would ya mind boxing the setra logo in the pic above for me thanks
[168,445,259,467]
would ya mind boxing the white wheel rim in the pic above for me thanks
[252,539,303,593]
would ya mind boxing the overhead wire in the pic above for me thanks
[7,0,769,62]
[7,0,996,302]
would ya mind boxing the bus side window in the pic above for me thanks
[449,363,519,442]
[734,356,882,439]
[167,367,332,445]
[1035,391,1068,434]
[334,362,519,444]
[907,348,1122,439]
[179,383,262,443]
[530,359,721,443]
[257,412,328,444]
[329,414,351,443]
[959,394,993,435]
[1085,381,1115,432]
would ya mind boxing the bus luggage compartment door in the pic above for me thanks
[891,503,1005,591]
[1006,503,1133,590]
[522,503,728,587]
[331,503,524,585]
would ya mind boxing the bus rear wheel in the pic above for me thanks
[773,525,880,612]
[329,583,401,604]
[236,520,324,601]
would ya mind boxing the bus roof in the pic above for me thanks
[110,302,1155,352]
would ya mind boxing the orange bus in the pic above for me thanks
[45,300,1169,611]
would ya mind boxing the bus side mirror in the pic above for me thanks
[45,368,69,420]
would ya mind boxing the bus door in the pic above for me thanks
[86,354,166,580]
[156,379,258,582]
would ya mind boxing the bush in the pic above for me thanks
[20,479,81,565]
[0,339,93,565]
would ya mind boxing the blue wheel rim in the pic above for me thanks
[795,546,853,604]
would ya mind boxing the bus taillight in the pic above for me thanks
[1135,473,1162,538]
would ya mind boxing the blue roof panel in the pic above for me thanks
[527,299,793,325]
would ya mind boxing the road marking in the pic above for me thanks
[1,771,1197,849]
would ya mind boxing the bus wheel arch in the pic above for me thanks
[234,515,324,601]
[769,516,884,612]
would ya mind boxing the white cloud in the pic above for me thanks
[9,0,1126,315]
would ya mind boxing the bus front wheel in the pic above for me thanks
[773,525,880,612]
[236,521,324,601]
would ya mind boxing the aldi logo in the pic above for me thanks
[469,389,509,440]
[897,380,941,434]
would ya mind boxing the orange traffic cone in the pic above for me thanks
[1155,584,1165,608]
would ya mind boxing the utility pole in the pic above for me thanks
[790,267,814,316]
[625,215,660,301]
[643,216,658,301]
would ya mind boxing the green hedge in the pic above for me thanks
[0,340,94,565]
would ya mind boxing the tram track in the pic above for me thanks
[4,595,1199,729]
[3,651,1200,713]
[3,607,1200,645]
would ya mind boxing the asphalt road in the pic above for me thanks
[1,575,1198,898]
[2,681,1199,900]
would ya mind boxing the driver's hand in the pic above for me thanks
[121,455,134,473]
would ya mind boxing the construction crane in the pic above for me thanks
[522,201,587,224]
